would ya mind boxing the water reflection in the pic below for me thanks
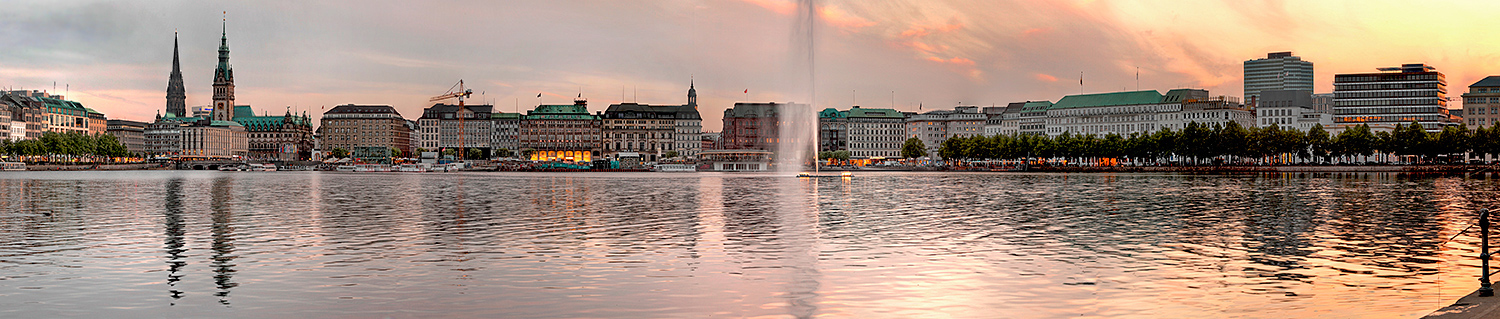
[209,177,238,305]
[0,171,1496,318]
[162,178,186,302]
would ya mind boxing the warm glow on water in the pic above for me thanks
[0,171,1493,318]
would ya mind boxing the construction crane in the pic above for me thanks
[431,80,474,163]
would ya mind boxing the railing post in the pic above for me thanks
[1483,208,1494,297]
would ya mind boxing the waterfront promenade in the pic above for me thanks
[1426,289,1500,318]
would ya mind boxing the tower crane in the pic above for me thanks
[431,80,474,163]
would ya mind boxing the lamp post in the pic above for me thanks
[1482,208,1493,297]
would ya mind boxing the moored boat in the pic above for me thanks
[0,162,26,171]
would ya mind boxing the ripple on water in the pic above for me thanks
[0,171,1490,318]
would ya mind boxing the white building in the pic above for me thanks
[1045,89,1253,136]
[907,106,985,156]
[1463,76,1500,128]
[1256,90,1333,131]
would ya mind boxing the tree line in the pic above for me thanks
[0,131,132,162]
[933,121,1497,165]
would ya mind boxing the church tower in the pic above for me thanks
[211,21,235,123]
[687,79,697,107]
[166,32,186,117]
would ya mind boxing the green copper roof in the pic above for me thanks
[819,108,845,119]
[524,104,597,120]
[847,107,903,118]
[36,96,86,111]
[492,112,521,119]
[1019,101,1054,113]
[1051,91,1162,109]
[233,105,255,118]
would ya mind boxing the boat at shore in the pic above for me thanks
[1,162,26,171]
[654,164,697,172]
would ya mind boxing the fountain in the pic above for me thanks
[776,0,819,175]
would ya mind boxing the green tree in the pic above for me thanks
[663,150,679,158]
[1307,123,1332,163]
[467,148,482,160]
[390,148,403,158]
[330,148,350,159]
[902,137,927,159]
[495,148,514,158]
[1436,125,1471,162]
[441,148,457,158]
[832,150,851,161]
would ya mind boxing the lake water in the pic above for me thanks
[0,171,1494,318]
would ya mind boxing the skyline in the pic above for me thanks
[4,0,1500,131]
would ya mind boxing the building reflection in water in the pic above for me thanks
[209,177,238,305]
[162,178,187,303]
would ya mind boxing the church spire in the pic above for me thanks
[166,31,186,117]
[211,13,236,123]
[687,77,697,107]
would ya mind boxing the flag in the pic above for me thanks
[537,93,542,98]
[744,89,748,94]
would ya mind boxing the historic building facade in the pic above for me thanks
[318,104,412,163]
[144,28,248,159]
[521,98,601,162]
[820,106,906,159]
[1464,76,1500,128]
[600,83,702,161]
[720,102,804,151]
[907,106,985,156]
[232,106,314,160]
[417,103,497,158]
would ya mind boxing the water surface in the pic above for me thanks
[0,171,1493,318]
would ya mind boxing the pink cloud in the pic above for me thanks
[819,5,876,32]
[1034,73,1059,82]
[742,0,794,15]
[901,23,963,38]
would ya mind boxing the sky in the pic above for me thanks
[3,0,1500,131]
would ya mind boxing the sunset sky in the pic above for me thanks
[3,0,1500,131]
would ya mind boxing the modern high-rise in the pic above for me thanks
[1462,76,1500,128]
[1244,52,1314,106]
[1332,63,1450,131]
[106,119,149,154]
